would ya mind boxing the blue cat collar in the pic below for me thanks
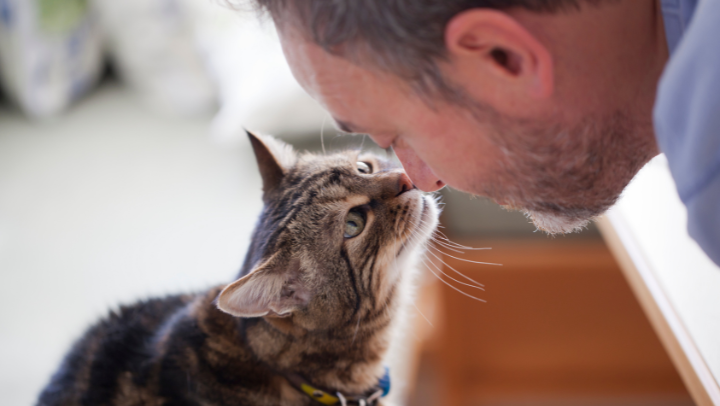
[378,366,391,397]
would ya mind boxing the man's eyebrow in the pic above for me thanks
[334,119,365,134]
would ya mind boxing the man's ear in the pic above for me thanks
[444,9,553,101]
[246,130,297,201]
[216,255,310,318]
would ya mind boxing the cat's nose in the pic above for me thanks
[395,172,416,196]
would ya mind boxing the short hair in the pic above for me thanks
[249,0,599,103]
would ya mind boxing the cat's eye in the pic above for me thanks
[344,210,366,238]
[356,161,372,174]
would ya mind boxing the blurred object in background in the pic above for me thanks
[184,1,326,142]
[92,0,216,116]
[0,0,103,117]
[0,0,327,138]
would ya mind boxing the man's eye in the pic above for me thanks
[357,161,372,174]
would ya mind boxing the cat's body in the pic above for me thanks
[37,133,438,406]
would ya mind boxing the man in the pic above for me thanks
[249,0,719,265]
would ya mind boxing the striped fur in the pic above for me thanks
[37,132,438,406]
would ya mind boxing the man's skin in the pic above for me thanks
[272,0,669,233]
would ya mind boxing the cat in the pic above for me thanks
[36,131,439,406]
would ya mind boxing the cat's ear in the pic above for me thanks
[216,255,310,318]
[246,130,296,199]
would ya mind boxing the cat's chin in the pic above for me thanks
[401,192,439,252]
[418,194,440,237]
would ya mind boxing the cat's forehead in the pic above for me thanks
[265,149,405,224]
[295,150,398,173]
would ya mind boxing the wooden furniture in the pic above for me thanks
[598,156,720,406]
[407,239,692,406]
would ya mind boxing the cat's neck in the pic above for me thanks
[240,302,398,396]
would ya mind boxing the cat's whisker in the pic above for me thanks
[389,251,435,329]
[432,230,479,248]
[424,244,486,289]
[405,238,486,292]
[420,257,487,303]
[429,233,492,251]
[408,213,470,259]
[428,238,466,254]
[431,247,502,266]
[320,114,328,155]
[394,200,487,312]
[433,237,470,251]
[422,256,485,291]
[403,213,488,289]
[351,312,362,345]
[403,217,434,251]
[410,298,434,328]
[434,237,481,251]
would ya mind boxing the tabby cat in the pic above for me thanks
[37,132,439,406]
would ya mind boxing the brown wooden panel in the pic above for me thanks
[415,240,692,406]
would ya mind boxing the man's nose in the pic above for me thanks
[392,146,445,192]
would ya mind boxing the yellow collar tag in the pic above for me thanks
[300,383,340,405]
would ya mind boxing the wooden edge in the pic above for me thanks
[597,214,720,406]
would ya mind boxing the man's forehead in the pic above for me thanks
[278,27,413,139]
[280,32,346,80]
[280,32,362,101]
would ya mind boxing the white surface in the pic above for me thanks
[185,3,329,142]
[0,83,264,405]
[93,0,217,116]
[606,156,720,400]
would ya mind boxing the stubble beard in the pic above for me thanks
[477,110,656,234]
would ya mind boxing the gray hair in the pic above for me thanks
[250,0,596,102]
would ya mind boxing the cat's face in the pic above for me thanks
[217,132,438,332]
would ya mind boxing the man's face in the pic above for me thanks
[278,30,652,234]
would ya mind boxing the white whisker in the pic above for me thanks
[320,115,328,155]
[388,233,436,330]
[432,231,487,250]
[431,237,491,252]
[432,248,502,266]
[395,196,490,306]
[421,258,487,303]
[421,253,485,291]
[424,245,486,288]
[429,238,467,254]
[351,312,362,345]
[410,300,434,328]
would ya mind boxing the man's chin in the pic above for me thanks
[496,192,614,235]
[523,209,593,235]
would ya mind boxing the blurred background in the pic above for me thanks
[0,1,694,405]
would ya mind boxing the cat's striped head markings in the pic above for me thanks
[217,131,439,332]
